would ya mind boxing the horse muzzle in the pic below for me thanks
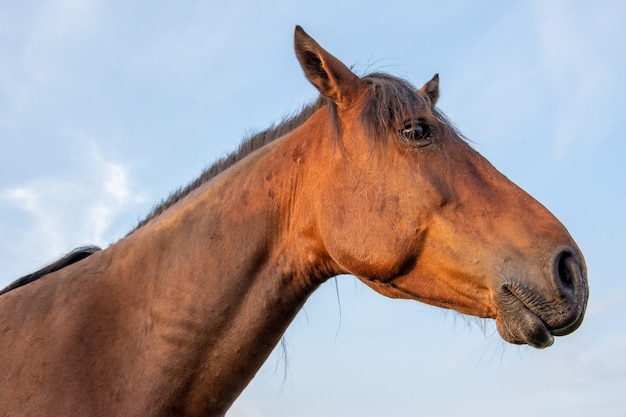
[494,247,589,349]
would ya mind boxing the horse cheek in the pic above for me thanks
[319,193,418,281]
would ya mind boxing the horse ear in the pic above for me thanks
[294,26,361,108]
[419,74,439,106]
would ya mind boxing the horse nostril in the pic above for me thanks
[549,247,588,336]
[555,250,577,294]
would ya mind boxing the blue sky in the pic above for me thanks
[1,1,624,416]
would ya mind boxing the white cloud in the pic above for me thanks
[89,165,150,245]
[1,181,82,259]
[0,143,149,283]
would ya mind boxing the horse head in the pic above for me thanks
[294,26,588,348]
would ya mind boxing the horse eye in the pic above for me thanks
[400,123,431,146]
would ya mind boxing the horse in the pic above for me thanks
[0,26,588,417]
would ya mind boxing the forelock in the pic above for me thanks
[359,73,429,140]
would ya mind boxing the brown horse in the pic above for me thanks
[0,26,588,416]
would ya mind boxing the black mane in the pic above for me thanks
[0,246,101,296]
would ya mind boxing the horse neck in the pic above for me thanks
[106,109,337,415]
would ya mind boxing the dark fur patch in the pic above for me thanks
[0,246,101,296]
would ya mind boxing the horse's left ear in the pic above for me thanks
[294,26,361,108]
[419,74,439,106]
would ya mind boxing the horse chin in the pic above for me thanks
[494,288,556,349]
[495,306,555,349]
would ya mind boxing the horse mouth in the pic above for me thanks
[494,284,586,349]
[494,291,554,349]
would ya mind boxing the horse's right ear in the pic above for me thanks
[294,26,361,108]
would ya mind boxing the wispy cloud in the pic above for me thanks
[0,183,72,257]
[0,143,149,281]
[84,144,150,245]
